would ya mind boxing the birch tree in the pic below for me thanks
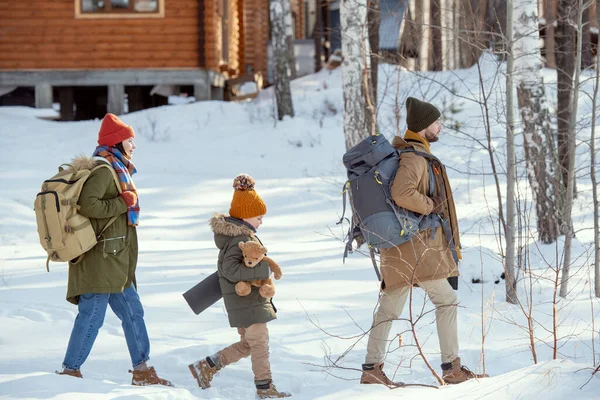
[513,0,559,244]
[367,0,380,108]
[505,0,518,304]
[341,0,375,149]
[559,0,583,298]
[283,0,298,79]
[270,0,295,120]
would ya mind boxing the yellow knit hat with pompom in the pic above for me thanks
[229,174,267,219]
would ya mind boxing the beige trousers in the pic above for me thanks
[218,323,271,381]
[365,278,459,364]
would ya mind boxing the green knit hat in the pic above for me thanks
[405,97,441,132]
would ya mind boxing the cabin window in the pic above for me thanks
[76,0,165,18]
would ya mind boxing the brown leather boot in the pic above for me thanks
[360,363,404,387]
[130,366,173,386]
[56,369,83,378]
[442,357,488,384]
[188,357,220,389]
[256,381,291,398]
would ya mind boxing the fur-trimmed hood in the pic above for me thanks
[70,154,107,172]
[210,213,255,237]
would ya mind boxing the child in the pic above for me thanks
[188,174,290,398]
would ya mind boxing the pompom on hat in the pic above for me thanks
[97,113,135,147]
[229,174,267,219]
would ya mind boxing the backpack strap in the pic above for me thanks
[369,247,381,280]
[91,163,123,194]
[337,181,350,225]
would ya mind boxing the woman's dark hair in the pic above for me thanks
[114,142,126,155]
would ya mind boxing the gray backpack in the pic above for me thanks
[338,134,451,278]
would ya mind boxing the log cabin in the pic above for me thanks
[0,0,275,120]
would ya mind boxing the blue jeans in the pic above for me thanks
[62,285,150,370]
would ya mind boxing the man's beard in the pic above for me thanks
[425,129,440,143]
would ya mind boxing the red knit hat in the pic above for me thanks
[97,113,135,147]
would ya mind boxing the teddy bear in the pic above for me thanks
[235,241,282,299]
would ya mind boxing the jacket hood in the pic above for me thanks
[391,135,431,154]
[210,213,255,249]
[391,136,408,149]
[70,154,106,172]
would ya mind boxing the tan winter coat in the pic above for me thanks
[379,133,461,291]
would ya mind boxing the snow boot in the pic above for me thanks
[442,357,488,384]
[360,363,404,387]
[256,380,291,398]
[130,366,173,386]
[189,357,220,389]
[56,369,83,378]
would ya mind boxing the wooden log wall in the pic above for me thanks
[0,0,201,70]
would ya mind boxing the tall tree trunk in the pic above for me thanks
[313,0,329,71]
[430,0,443,71]
[590,1,600,297]
[544,0,557,68]
[560,0,583,298]
[271,0,295,120]
[506,0,518,304]
[441,0,456,70]
[513,0,560,244]
[416,0,432,71]
[556,0,577,212]
[367,0,380,108]
[582,4,593,69]
[399,1,419,69]
[283,0,298,79]
[341,0,375,149]
[592,7,600,297]
[486,0,508,57]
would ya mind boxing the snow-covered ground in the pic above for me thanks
[1,57,600,399]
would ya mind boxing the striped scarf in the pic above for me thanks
[93,146,139,226]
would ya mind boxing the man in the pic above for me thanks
[360,97,487,386]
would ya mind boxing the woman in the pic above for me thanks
[57,113,171,386]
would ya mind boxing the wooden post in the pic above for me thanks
[194,79,211,101]
[35,83,52,109]
[58,87,74,121]
[211,85,224,100]
[107,84,125,115]
[126,86,144,113]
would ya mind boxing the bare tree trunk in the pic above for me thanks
[582,4,594,69]
[416,0,432,71]
[544,0,557,68]
[486,0,507,56]
[505,0,518,304]
[556,0,577,211]
[441,0,456,70]
[513,0,560,244]
[430,0,443,71]
[559,0,583,299]
[283,0,298,79]
[593,3,600,298]
[341,0,375,149]
[367,0,380,108]
[271,0,295,120]
[313,0,330,71]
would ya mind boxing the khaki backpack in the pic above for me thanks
[34,161,122,272]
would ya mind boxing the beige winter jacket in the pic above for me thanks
[379,132,461,291]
